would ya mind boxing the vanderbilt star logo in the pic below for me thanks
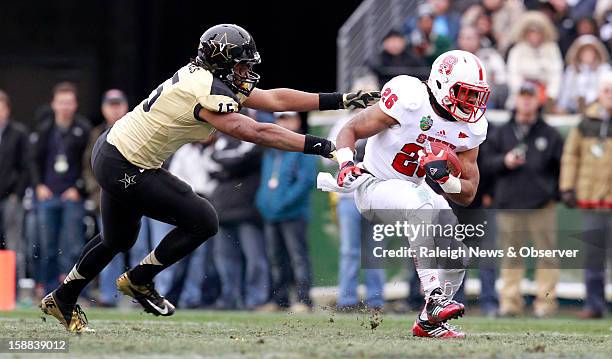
[210,32,237,60]
[119,173,136,189]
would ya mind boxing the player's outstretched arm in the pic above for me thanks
[199,107,334,157]
[243,88,380,112]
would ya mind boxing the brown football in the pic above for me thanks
[429,142,462,177]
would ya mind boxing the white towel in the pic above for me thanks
[316,172,371,193]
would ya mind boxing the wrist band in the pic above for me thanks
[336,147,354,166]
[319,93,344,110]
[440,174,461,194]
[304,134,331,156]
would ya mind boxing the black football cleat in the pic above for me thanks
[116,272,175,316]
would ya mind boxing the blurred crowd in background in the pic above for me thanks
[0,0,610,318]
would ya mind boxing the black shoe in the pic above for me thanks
[116,272,175,316]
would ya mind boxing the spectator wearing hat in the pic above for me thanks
[0,90,29,283]
[557,35,611,114]
[482,82,564,318]
[30,82,91,293]
[506,11,563,112]
[559,73,612,319]
[256,112,316,313]
[368,30,427,87]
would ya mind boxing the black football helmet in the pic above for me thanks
[196,24,261,96]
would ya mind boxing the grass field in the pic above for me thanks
[1,308,611,358]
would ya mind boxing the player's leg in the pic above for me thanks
[117,168,218,315]
[41,190,142,332]
[355,179,444,296]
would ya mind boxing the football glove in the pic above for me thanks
[342,90,381,109]
[418,149,450,183]
[304,135,336,159]
[337,161,363,187]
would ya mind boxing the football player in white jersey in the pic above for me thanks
[334,50,490,338]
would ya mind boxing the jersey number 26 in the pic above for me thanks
[391,143,425,177]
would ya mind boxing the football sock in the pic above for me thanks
[129,228,208,285]
[438,269,466,301]
[417,268,440,298]
[55,234,119,305]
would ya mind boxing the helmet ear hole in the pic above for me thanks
[436,80,442,90]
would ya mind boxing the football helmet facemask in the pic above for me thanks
[427,50,490,123]
[196,24,261,96]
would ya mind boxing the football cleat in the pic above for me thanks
[426,288,465,323]
[39,292,95,333]
[116,272,175,316]
[412,319,465,339]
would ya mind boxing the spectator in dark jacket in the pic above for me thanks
[482,82,564,318]
[0,90,29,283]
[30,82,91,293]
[368,30,428,86]
[210,130,269,310]
[256,112,317,313]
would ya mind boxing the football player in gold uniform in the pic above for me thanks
[40,24,379,332]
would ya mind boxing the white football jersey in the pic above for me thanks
[362,75,488,184]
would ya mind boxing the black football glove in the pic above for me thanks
[342,90,381,109]
[419,150,450,183]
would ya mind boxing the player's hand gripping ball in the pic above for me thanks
[418,142,462,184]
[337,161,363,187]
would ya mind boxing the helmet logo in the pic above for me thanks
[210,32,237,60]
[438,55,458,82]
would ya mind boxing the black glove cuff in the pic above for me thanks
[304,134,334,158]
[318,93,344,110]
